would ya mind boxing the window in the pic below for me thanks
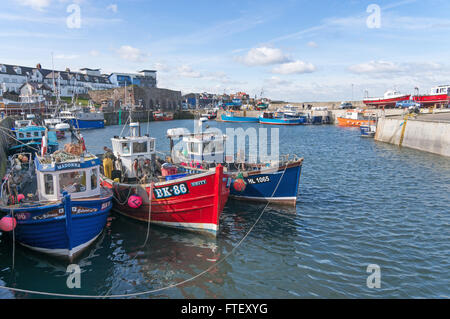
[44,174,54,195]
[59,171,87,193]
[26,132,32,138]
[122,142,130,155]
[149,140,155,152]
[133,141,148,154]
[34,132,39,137]
[190,142,200,154]
[90,168,98,190]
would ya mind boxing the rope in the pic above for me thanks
[0,161,291,298]
[141,183,153,248]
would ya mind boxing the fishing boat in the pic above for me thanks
[9,125,58,156]
[59,109,105,130]
[412,85,450,108]
[167,127,304,206]
[221,110,260,123]
[360,124,376,137]
[100,122,230,236]
[201,110,217,120]
[153,111,174,121]
[0,138,113,260]
[363,90,410,108]
[44,118,71,139]
[336,109,377,127]
[259,111,306,125]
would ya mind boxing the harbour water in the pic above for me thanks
[0,120,449,298]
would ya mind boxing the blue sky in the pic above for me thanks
[1,0,450,101]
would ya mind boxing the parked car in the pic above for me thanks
[339,102,353,109]
[395,100,421,109]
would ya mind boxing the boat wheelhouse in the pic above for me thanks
[0,146,113,259]
[44,118,71,139]
[110,122,156,182]
[9,126,58,156]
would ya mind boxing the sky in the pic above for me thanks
[1,0,450,101]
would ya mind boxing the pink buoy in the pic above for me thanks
[17,194,25,202]
[0,217,17,232]
[128,195,143,209]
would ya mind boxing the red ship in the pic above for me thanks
[412,86,450,107]
[363,90,410,108]
[153,111,174,121]
[100,122,229,236]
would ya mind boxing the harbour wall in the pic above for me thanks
[0,117,14,176]
[103,110,194,126]
[375,113,450,157]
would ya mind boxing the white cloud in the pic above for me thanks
[237,46,290,66]
[15,0,51,11]
[89,50,100,57]
[107,4,118,13]
[178,65,202,78]
[307,41,318,48]
[272,60,316,74]
[348,60,403,74]
[117,45,147,62]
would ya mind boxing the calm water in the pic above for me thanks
[0,120,449,298]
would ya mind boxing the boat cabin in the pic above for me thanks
[111,122,156,179]
[167,128,226,164]
[430,85,450,95]
[14,119,35,128]
[34,153,101,201]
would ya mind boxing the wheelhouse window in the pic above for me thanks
[133,141,148,154]
[44,174,54,195]
[190,142,200,154]
[91,168,98,190]
[121,142,130,155]
[59,171,87,193]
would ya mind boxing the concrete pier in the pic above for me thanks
[375,111,450,157]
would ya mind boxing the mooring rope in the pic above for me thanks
[0,161,291,298]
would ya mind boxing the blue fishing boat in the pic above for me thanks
[10,123,58,156]
[167,127,304,206]
[221,111,260,123]
[259,111,306,125]
[59,110,105,130]
[0,139,113,260]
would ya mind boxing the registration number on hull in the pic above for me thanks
[153,182,189,199]
[247,175,271,185]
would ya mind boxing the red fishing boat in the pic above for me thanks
[100,122,229,236]
[153,111,174,121]
[412,86,450,107]
[363,90,410,108]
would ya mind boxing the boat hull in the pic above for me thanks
[337,117,376,127]
[259,117,306,125]
[101,166,230,236]
[66,119,105,130]
[413,94,450,106]
[221,114,260,123]
[363,95,411,107]
[0,191,113,259]
[228,160,303,206]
